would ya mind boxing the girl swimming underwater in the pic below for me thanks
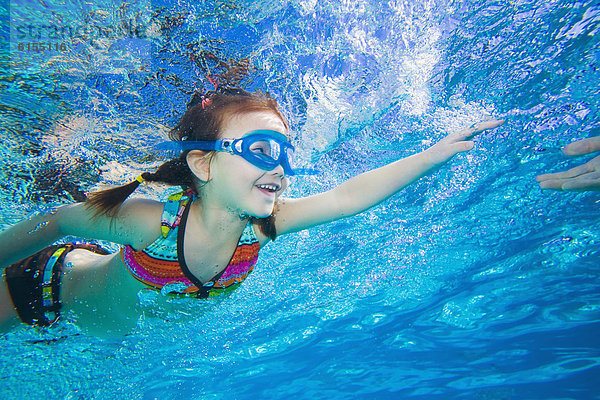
[0,89,503,336]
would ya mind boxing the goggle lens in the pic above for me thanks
[238,132,295,175]
[248,139,280,160]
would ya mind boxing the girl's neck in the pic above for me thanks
[188,197,248,244]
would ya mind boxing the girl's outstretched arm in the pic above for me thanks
[0,199,162,267]
[275,120,504,236]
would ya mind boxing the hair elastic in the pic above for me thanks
[207,75,219,89]
[135,175,145,184]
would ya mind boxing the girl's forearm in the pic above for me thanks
[334,149,437,216]
[275,120,502,236]
[0,211,62,267]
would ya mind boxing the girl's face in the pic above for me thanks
[206,111,290,218]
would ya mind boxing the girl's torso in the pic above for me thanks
[60,250,145,336]
[59,191,262,335]
[121,190,261,298]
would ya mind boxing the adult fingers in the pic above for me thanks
[562,136,600,156]
[536,163,592,182]
[561,177,600,191]
[538,171,600,191]
[538,178,566,189]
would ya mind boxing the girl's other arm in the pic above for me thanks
[275,120,504,236]
[0,199,162,267]
[0,210,63,266]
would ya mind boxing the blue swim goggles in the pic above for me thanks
[155,130,319,176]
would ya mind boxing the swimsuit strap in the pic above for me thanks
[160,189,196,238]
[175,200,260,299]
[175,198,206,294]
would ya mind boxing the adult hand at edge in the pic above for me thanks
[536,136,600,191]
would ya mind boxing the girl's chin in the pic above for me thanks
[245,204,275,219]
[247,210,272,219]
[245,197,277,219]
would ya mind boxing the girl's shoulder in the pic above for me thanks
[122,190,198,245]
[120,197,165,216]
[121,188,195,217]
[116,198,165,248]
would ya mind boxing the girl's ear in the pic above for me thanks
[186,150,212,182]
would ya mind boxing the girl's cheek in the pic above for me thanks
[277,177,290,196]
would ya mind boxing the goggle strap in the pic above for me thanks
[291,168,321,176]
[156,131,294,154]
[154,141,219,152]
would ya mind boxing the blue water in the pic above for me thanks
[1,0,600,399]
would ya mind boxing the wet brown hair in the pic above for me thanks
[85,89,288,240]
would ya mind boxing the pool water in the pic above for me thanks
[1,0,599,398]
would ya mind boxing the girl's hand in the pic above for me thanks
[426,119,505,166]
[536,136,600,191]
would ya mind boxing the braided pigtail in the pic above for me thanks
[86,153,194,217]
[141,153,196,188]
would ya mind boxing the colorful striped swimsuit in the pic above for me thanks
[121,190,261,298]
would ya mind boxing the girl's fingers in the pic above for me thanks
[562,136,600,156]
[455,119,505,141]
[433,119,503,160]
[472,119,505,133]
